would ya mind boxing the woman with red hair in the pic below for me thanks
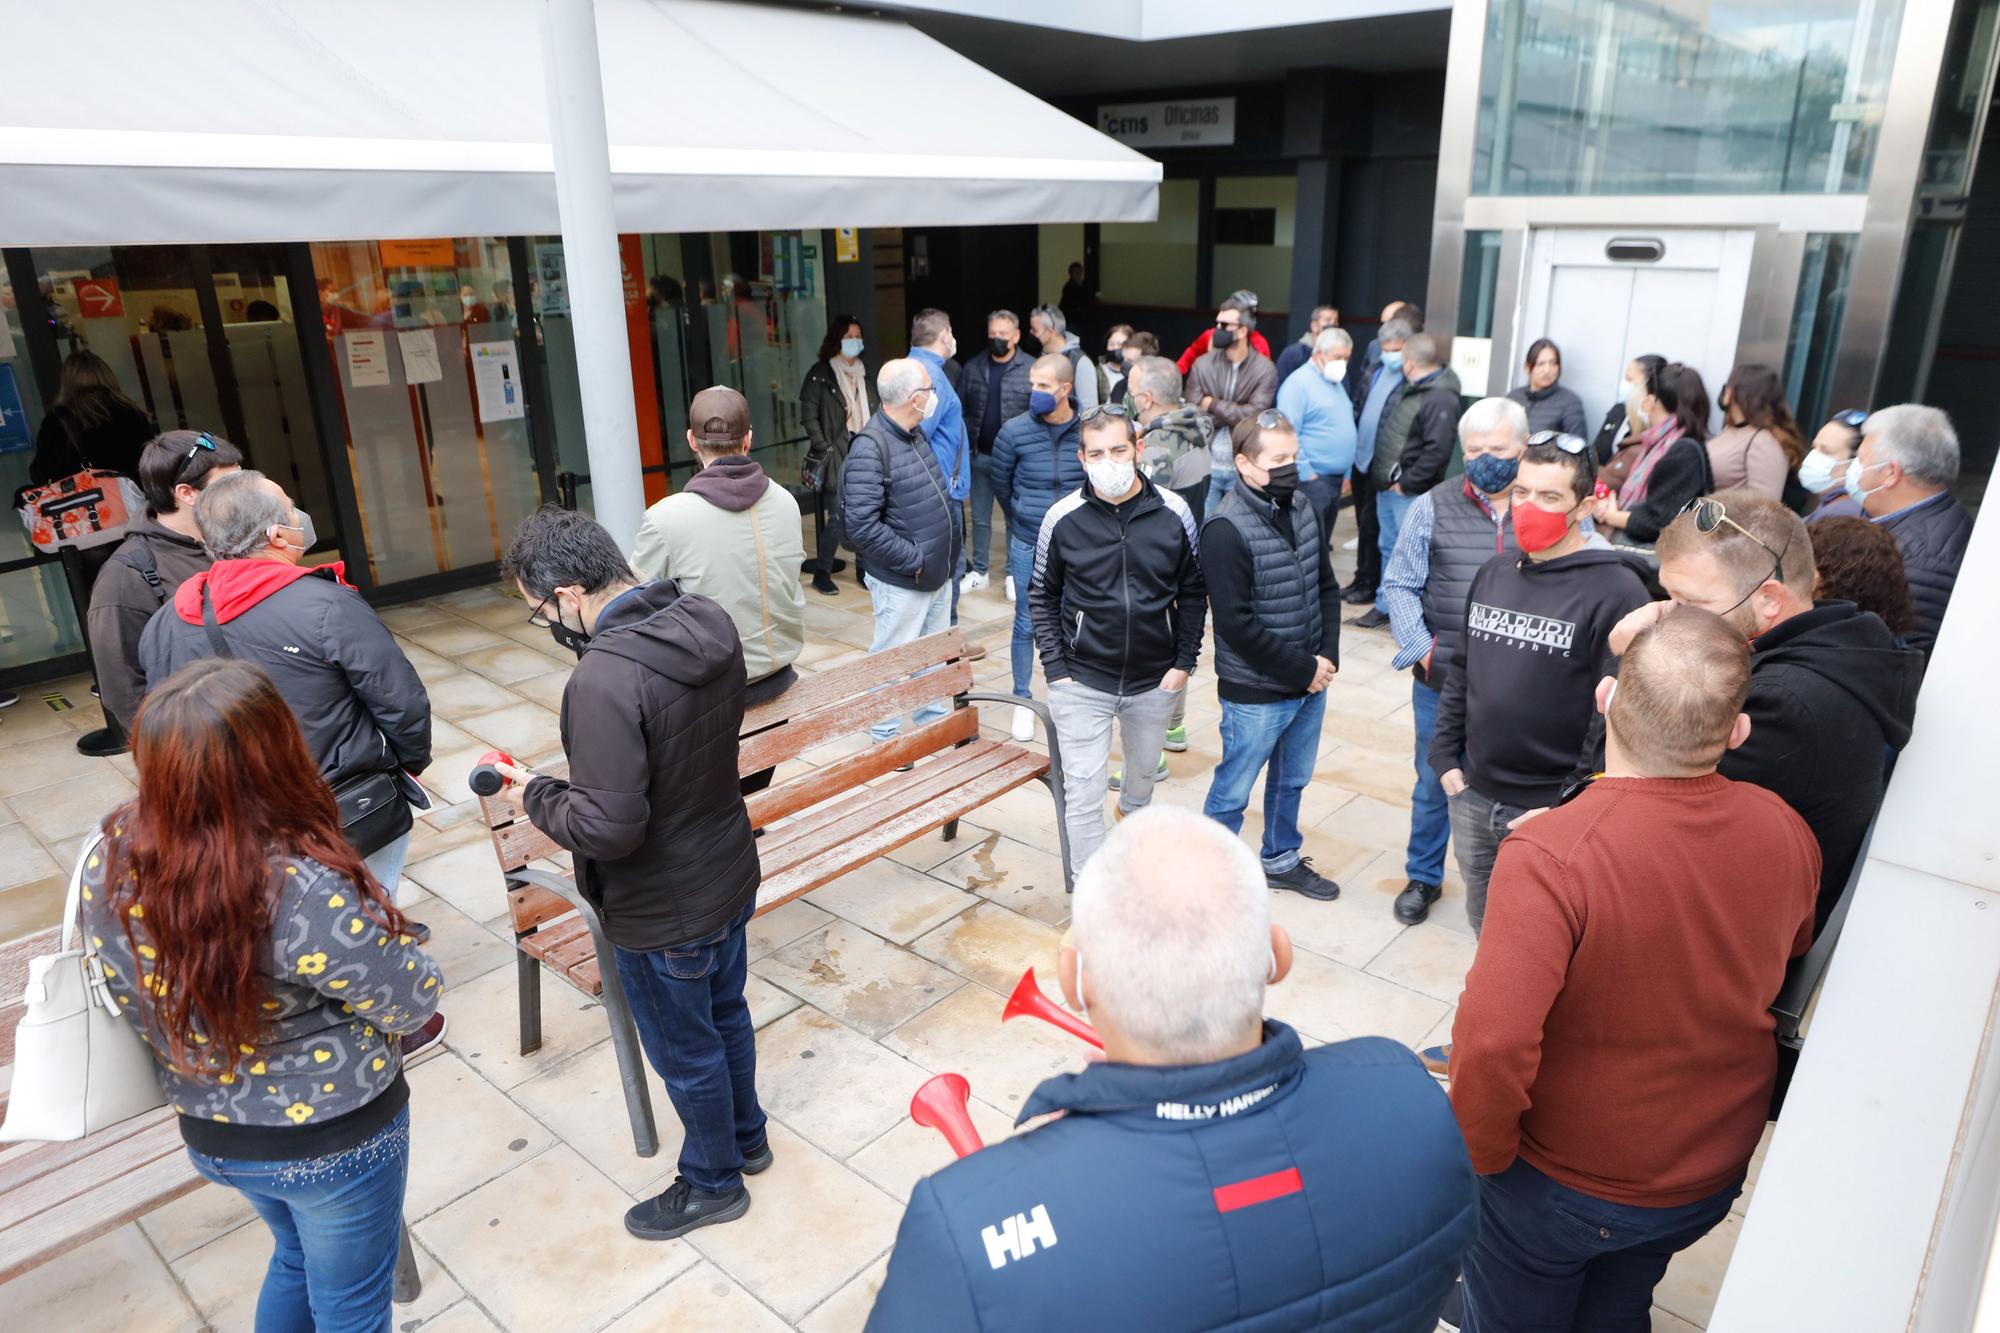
[80,657,441,1332]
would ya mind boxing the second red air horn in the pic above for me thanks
[910,1073,984,1158]
[1002,967,1103,1049]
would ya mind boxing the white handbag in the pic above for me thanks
[0,831,167,1142]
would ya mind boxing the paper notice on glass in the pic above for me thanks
[397,328,444,385]
[344,331,391,388]
[1449,336,1492,398]
[470,341,524,422]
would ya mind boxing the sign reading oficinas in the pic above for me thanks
[1096,97,1236,148]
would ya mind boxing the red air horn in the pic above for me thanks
[1002,967,1103,1049]
[468,751,518,799]
[910,1073,984,1158]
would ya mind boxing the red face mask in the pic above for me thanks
[1513,500,1575,554]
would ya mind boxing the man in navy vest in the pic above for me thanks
[867,806,1478,1332]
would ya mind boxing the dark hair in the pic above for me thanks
[503,505,638,600]
[1809,516,1915,635]
[1106,324,1134,342]
[1219,296,1257,332]
[244,300,281,322]
[55,348,147,434]
[1233,410,1294,462]
[910,307,951,349]
[140,431,244,514]
[1127,330,1160,357]
[1079,409,1138,449]
[1390,301,1425,332]
[1817,411,1865,459]
[1649,361,1711,443]
[1630,353,1667,386]
[1519,436,1596,502]
[1524,338,1562,373]
[817,312,863,363]
[1722,364,1807,467]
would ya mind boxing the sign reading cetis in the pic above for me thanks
[1096,98,1236,148]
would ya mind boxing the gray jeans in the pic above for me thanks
[1046,679,1181,872]
[1448,784,1532,938]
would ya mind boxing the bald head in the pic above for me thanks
[1608,607,1753,777]
[1032,352,1074,386]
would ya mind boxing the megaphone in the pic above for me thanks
[1002,967,1103,1049]
[909,1073,984,1158]
[468,750,518,799]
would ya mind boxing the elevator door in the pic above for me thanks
[1520,229,1754,433]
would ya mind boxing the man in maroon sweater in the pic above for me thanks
[1447,608,1818,1332]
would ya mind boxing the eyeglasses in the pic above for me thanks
[1831,409,1868,428]
[1214,320,1241,332]
[1254,409,1292,431]
[1527,430,1588,456]
[1681,497,1792,612]
[527,595,554,629]
[1079,403,1130,422]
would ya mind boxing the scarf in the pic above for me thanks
[1618,418,1684,509]
[831,356,869,434]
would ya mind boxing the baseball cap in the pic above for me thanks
[689,386,750,446]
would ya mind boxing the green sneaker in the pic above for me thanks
[1162,725,1189,753]
[1107,757,1172,791]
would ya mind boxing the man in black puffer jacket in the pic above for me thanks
[842,358,961,742]
[1848,403,1974,657]
[497,507,769,1245]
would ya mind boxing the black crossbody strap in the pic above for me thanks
[199,582,234,659]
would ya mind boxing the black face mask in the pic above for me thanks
[989,336,1012,358]
[1258,462,1299,506]
[546,618,589,658]
[1212,326,1237,349]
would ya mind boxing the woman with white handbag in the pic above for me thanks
[77,657,443,1333]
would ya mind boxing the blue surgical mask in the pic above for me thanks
[1464,453,1519,495]
[840,337,864,359]
[1029,389,1059,416]
[1381,349,1404,371]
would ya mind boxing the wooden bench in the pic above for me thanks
[476,626,1070,1157]
[0,928,421,1297]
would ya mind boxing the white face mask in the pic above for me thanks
[941,334,958,359]
[1085,458,1137,497]
[1796,448,1839,493]
[920,389,939,420]
[1321,358,1348,384]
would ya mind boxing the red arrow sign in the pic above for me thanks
[74,278,124,318]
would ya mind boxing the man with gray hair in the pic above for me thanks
[139,469,431,889]
[1848,403,1972,655]
[867,806,1477,1331]
[841,358,960,742]
[1028,303,1100,413]
[1276,324,1358,541]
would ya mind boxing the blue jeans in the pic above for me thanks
[1007,537,1037,700]
[1206,466,1236,511]
[1463,1158,1741,1333]
[968,454,1006,574]
[362,831,411,896]
[1375,485,1418,614]
[866,574,953,741]
[186,1108,410,1333]
[615,901,768,1195]
[1203,691,1328,873]
[1407,678,1450,886]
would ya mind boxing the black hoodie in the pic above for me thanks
[1719,600,1922,931]
[524,580,760,952]
[1430,545,1653,808]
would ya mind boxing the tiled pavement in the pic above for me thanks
[0,507,1750,1331]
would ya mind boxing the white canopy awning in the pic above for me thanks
[0,0,1160,246]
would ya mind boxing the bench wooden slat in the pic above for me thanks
[568,955,602,995]
[518,914,591,958]
[0,1143,203,1285]
[741,628,967,737]
[744,709,978,830]
[493,819,566,875]
[737,659,975,776]
[507,883,577,934]
[541,927,600,976]
[757,740,1020,876]
[0,1114,190,1231]
[0,1105,179,1197]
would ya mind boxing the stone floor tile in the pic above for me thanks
[928,831,1071,927]
[846,1097,1020,1205]
[440,584,531,625]
[804,859,974,945]
[419,744,508,807]
[509,669,572,712]
[511,1038,684,1194]
[883,981,1092,1114]
[406,839,514,924]
[175,1219,462,1332]
[606,1260,791,1332]
[0,733,113,796]
[455,642,574,685]
[910,900,1065,995]
[379,602,446,632]
[1313,792,1419,850]
[752,922,964,1039]
[0,872,63,936]
[954,783,1067,859]
[4,1223,200,1332]
[399,620,513,658]
[12,767,135,843]
[401,890,511,990]
[1652,1309,1704,1331]
[1264,945,1446,1048]
[685,1122,902,1324]
[427,716,478,756]
[412,1300,505,1332]
[1315,743,1427,806]
[395,642,466,691]
[456,701,564,759]
[755,1007,933,1158]
[885,821,995,873]
[747,898,835,961]
[1418,1004,1456,1054]
[137,1177,257,1261]
[1364,921,1478,1005]
[402,1051,559,1218]
[420,670,523,722]
[746,972,803,1029]
[0,697,88,746]
[417,1144,696,1331]
[798,1255,890,1333]
[1734,1123,1774,1218]
[437,963,610,1091]
[1267,874,1411,972]
[1655,1210,1741,1327]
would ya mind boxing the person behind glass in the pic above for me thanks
[989,354,1085,745]
[1101,323,1134,400]
[1849,404,1973,658]
[1028,303,1101,414]
[1355,333,1463,631]
[493,507,769,1239]
[841,360,960,742]
[1274,304,1341,383]
[1275,325,1357,543]
[82,658,442,1333]
[1201,410,1343,900]
[1591,360,1714,545]
[1379,398,1527,926]
[1345,314,1417,613]
[1030,407,1204,872]
[1800,409,1869,522]
[1592,353,1666,485]
[799,313,877,596]
[1447,610,1818,1333]
[1505,338,1588,438]
[1709,363,1808,503]
[28,347,158,488]
[139,470,431,895]
[1808,515,1916,644]
[1187,296,1278,510]
[955,309,1035,595]
[79,430,242,759]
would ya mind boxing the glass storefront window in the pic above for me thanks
[1474,0,1906,196]
[1784,233,1858,427]
[1210,176,1296,309]
[1921,0,2000,192]
[0,262,82,673]
[31,246,222,432]
[696,232,825,486]
[1458,230,1504,339]
[1100,179,1200,309]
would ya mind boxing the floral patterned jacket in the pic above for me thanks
[77,821,443,1132]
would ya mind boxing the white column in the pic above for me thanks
[539,0,644,549]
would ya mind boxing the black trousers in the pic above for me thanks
[810,475,843,572]
[1349,467,1381,594]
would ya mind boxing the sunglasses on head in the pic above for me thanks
[1527,430,1589,455]
[1079,403,1130,422]
[1680,496,1792,609]
[1831,409,1868,428]
[1254,409,1292,431]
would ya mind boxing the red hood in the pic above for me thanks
[174,559,355,624]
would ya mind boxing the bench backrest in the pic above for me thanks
[477,628,979,936]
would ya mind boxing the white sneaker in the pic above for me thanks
[1005,575,1017,602]
[1010,706,1036,743]
[959,570,989,593]
[1341,537,1359,551]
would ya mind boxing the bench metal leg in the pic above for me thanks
[1037,771,1077,894]
[597,954,661,1158]
[942,817,960,842]
[516,946,543,1055]
[393,1219,421,1304]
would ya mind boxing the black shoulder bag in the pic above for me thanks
[199,583,413,857]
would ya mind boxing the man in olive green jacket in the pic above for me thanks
[631,387,806,721]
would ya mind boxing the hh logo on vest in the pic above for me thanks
[981,1204,1058,1270]
[1467,602,1576,656]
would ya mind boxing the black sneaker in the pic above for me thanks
[1437,1276,1464,1332]
[625,1176,751,1241]
[0,689,17,709]
[1267,857,1340,900]
[1394,879,1442,925]
[398,1011,448,1065]
[1340,584,1377,605]
[742,1141,775,1175]
[76,726,128,758]
[1348,608,1390,629]
[811,572,840,596]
